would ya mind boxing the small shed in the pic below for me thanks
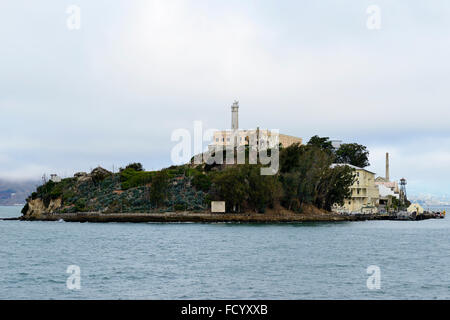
[407,203,424,214]
[211,201,226,213]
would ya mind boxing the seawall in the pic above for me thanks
[14,211,442,223]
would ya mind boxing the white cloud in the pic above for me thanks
[0,0,449,195]
[0,164,52,181]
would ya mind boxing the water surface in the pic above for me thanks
[1,206,449,299]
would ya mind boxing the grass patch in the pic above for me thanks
[120,168,155,190]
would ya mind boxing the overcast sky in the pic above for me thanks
[1,0,450,197]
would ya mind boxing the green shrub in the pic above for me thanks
[174,203,186,211]
[120,162,144,172]
[192,173,211,192]
[91,169,110,184]
[203,194,212,207]
[120,168,155,190]
[184,166,201,177]
[74,198,87,212]
[168,165,187,175]
[62,190,76,202]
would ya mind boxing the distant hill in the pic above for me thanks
[0,179,39,206]
[409,194,450,207]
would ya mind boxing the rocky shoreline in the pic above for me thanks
[8,211,442,223]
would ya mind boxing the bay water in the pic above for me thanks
[0,205,449,299]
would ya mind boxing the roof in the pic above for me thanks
[378,184,400,198]
[330,163,376,175]
[375,181,398,189]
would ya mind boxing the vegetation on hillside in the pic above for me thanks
[279,144,355,211]
[23,136,372,214]
[307,135,370,168]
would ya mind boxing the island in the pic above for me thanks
[16,141,444,223]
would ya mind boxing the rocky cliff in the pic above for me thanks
[23,198,62,219]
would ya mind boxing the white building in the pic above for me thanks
[378,184,399,199]
[209,101,303,150]
[375,153,401,209]
[331,164,380,214]
[50,174,62,183]
[331,140,342,149]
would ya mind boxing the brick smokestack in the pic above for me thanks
[386,152,390,181]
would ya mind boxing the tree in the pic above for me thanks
[279,143,303,173]
[335,143,370,168]
[120,162,144,172]
[279,171,301,211]
[211,165,281,213]
[211,167,248,213]
[191,173,212,192]
[315,165,355,210]
[279,143,355,212]
[307,135,334,155]
[150,171,169,206]
[245,165,281,213]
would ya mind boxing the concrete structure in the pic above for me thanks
[407,203,424,214]
[331,140,342,149]
[50,174,61,183]
[210,102,302,149]
[231,100,239,130]
[375,152,401,209]
[211,201,226,213]
[378,184,399,199]
[377,184,399,210]
[212,129,302,149]
[375,152,392,184]
[331,164,380,214]
[376,180,400,207]
[278,133,303,148]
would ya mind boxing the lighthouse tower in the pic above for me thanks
[231,100,239,130]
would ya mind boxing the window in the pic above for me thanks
[215,138,219,142]
[227,138,230,142]
[222,138,224,142]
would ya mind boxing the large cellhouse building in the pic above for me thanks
[210,101,302,149]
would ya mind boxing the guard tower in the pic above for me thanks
[400,178,407,205]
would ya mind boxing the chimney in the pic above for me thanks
[231,100,239,130]
[385,152,390,181]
